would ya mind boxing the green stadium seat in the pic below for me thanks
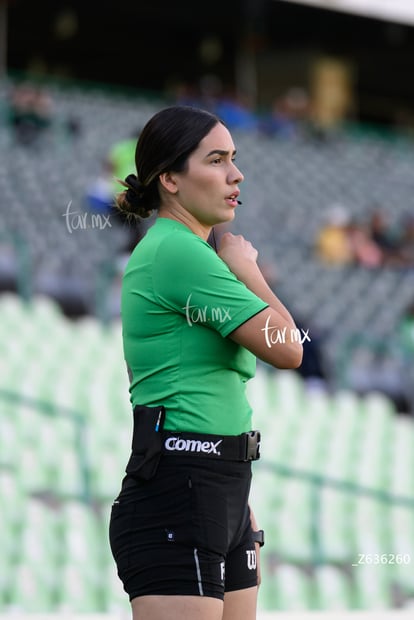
[104,564,131,614]
[353,563,393,609]
[250,467,281,554]
[390,417,414,496]
[88,449,126,501]
[314,565,355,609]
[273,479,314,563]
[389,505,414,595]
[60,500,103,567]
[54,444,85,498]
[273,564,314,609]
[56,564,102,612]
[16,446,53,494]
[0,405,19,468]
[319,487,354,563]
[257,560,278,610]
[7,561,56,612]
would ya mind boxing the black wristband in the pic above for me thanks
[252,529,265,547]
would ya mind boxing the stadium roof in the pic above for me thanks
[277,0,414,26]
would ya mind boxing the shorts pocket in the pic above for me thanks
[109,500,135,572]
[189,472,229,555]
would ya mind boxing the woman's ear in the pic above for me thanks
[159,172,178,195]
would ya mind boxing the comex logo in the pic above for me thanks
[164,437,222,455]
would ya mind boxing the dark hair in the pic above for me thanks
[116,105,222,219]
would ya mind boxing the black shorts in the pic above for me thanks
[109,455,258,601]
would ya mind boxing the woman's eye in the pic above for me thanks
[212,157,222,164]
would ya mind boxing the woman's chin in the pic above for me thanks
[217,209,236,224]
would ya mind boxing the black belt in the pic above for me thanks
[161,430,261,462]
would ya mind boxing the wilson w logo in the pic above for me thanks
[246,549,257,570]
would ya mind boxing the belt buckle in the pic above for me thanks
[244,430,261,461]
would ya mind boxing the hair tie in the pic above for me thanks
[121,173,145,209]
[116,173,153,217]
[124,173,145,196]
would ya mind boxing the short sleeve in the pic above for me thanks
[152,232,269,337]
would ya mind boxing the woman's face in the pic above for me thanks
[172,122,244,227]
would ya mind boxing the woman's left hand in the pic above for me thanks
[249,505,262,588]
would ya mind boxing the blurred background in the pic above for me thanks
[1,0,414,616]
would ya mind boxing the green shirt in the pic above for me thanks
[121,217,268,435]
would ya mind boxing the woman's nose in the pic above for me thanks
[230,162,244,184]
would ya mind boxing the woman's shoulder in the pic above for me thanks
[152,218,215,258]
[125,218,216,276]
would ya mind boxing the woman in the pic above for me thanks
[109,105,302,620]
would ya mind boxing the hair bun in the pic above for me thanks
[122,174,147,211]
[115,173,153,219]
[124,174,145,196]
[125,189,141,208]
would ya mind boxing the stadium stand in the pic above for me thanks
[0,294,413,612]
[1,77,414,401]
[1,79,414,612]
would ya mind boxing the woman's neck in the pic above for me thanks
[158,206,211,241]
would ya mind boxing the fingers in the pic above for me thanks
[218,233,258,262]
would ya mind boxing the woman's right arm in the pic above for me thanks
[218,233,303,369]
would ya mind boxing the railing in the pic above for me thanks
[0,232,32,302]
[258,459,414,567]
[1,388,414,611]
[1,388,413,544]
[0,388,91,502]
[336,333,414,413]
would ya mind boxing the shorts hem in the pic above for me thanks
[224,578,258,593]
[129,589,224,602]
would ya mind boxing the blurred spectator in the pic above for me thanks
[396,300,414,413]
[107,128,141,194]
[64,115,82,140]
[398,300,414,358]
[315,205,354,265]
[171,81,202,108]
[0,241,18,293]
[198,74,223,112]
[347,347,411,414]
[347,220,383,268]
[214,89,257,131]
[399,213,414,267]
[7,83,54,146]
[315,207,404,268]
[259,87,309,139]
[86,129,142,234]
[85,160,114,216]
[369,209,405,266]
[294,316,329,390]
[256,262,329,390]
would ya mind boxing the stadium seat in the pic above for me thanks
[353,563,394,609]
[272,564,314,609]
[314,565,355,609]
